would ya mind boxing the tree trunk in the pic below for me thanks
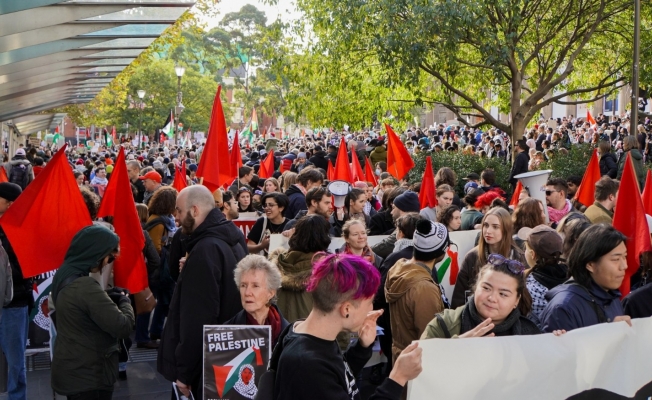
[510,117,528,164]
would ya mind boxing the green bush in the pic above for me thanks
[539,144,594,180]
[409,151,512,196]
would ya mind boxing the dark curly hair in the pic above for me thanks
[80,186,100,221]
[437,205,461,231]
[288,214,331,253]
[148,186,178,216]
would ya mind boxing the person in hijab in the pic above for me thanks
[50,225,135,399]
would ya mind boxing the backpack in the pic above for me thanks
[143,217,176,305]
[8,163,29,189]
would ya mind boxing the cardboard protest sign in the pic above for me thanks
[203,325,271,400]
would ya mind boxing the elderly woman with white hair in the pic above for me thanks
[224,254,289,347]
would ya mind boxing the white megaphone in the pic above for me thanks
[328,180,352,208]
[514,170,553,223]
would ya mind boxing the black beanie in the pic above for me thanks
[393,191,420,213]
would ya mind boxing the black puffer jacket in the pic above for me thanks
[599,152,618,178]
[157,208,248,394]
[309,151,329,171]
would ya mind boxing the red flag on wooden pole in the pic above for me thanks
[574,149,601,207]
[97,148,148,293]
[196,86,232,192]
[0,144,92,277]
[327,161,334,181]
[613,152,652,297]
[587,110,597,125]
[172,160,188,192]
[364,156,377,186]
[351,151,365,182]
[385,123,414,180]
[510,181,523,207]
[230,131,243,178]
[333,136,353,183]
[259,153,275,179]
[419,156,437,209]
[642,170,652,216]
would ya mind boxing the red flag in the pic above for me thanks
[574,149,601,207]
[364,156,377,186]
[587,110,597,125]
[0,168,8,183]
[642,170,652,216]
[333,137,353,182]
[510,181,523,207]
[351,150,365,182]
[419,156,437,209]
[612,152,652,297]
[230,131,243,178]
[97,148,148,293]
[0,144,92,277]
[385,123,414,180]
[327,161,334,181]
[259,153,275,179]
[172,160,188,192]
[196,86,232,192]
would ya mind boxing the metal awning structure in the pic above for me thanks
[0,0,195,135]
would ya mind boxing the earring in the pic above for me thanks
[346,314,349,318]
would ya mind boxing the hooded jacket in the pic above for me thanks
[157,208,247,392]
[617,148,646,189]
[369,146,387,165]
[283,184,307,220]
[273,250,315,324]
[51,225,134,395]
[384,259,444,363]
[539,280,624,333]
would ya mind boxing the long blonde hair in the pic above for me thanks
[478,207,514,265]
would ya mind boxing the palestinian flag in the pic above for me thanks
[212,346,264,398]
[161,110,173,137]
[241,126,254,144]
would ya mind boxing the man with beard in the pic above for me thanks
[282,187,333,235]
[127,160,145,203]
[220,191,240,221]
[158,185,247,400]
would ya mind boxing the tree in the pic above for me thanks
[297,0,634,144]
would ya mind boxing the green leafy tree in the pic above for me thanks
[297,0,634,144]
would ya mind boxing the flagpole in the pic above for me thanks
[630,0,641,136]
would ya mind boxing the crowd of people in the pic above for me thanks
[1,113,651,400]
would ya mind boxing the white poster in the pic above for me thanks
[408,318,652,400]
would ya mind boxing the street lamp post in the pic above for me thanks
[137,89,146,149]
[174,64,185,145]
[630,0,641,136]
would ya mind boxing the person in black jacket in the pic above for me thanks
[273,253,422,400]
[326,144,338,167]
[369,187,406,236]
[309,145,329,171]
[283,168,323,220]
[598,140,618,178]
[157,185,248,400]
[509,140,530,191]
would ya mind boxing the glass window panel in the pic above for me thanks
[81,38,155,48]
[82,7,186,22]
[82,24,169,36]
[82,58,134,66]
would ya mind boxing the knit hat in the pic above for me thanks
[413,220,449,260]
[0,183,22,201]
[393,191,420,213]
[14,148,25,156]
[188,164,198,172]
[297,152,307,159]
[518,225,562,259]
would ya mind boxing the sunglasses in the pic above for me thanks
[545,190,560,196]
[487,254,525,275]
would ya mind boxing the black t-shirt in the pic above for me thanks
[275,325,403,400]
[246,216,288,244]
[622,283,652,319]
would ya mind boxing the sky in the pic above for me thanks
[201,0,303,28]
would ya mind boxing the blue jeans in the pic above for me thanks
[149,302,168,338]
[135,312,151,344]
[0,306,28,400]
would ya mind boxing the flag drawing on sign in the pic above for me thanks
[161,110,173,137]
[204,326,271,400]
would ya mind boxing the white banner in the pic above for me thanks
[409,317,652,400]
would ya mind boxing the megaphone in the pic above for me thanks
[328,180,352,208]
[514,170,553,223]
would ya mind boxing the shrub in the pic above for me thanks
[539,144,594,180]
[408,151,512,196]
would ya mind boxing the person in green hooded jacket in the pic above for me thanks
[51,225,135,400]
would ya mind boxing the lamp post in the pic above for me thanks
[137,89,146,149]
[630,0,641,136]
[174,64,185,145]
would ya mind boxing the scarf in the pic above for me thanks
[393,238,413,253]
[460,296,540,336]
[90,176,108,185]
[245,305,283,347]
[342,243,376,265]
[531,263,568,290]
[547,199,571,224]
[232,365,257,399]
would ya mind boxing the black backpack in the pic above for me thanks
[143,217,176,305]
[8,164,29,189]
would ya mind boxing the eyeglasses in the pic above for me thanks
[545,190,560,196]
[487,254,525,275]
[263,203,277,209]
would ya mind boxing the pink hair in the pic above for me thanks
[307,253,380,300]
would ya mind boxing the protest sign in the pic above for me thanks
[408,317,652,400]
[203,325,271,400]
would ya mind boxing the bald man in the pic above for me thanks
[157,185,247,399]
